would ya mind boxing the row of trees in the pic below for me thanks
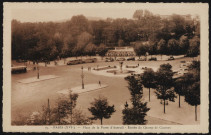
[138,61,200,120]
[12,10,200,62]
[122,60,200,124]
[134,35,200,58]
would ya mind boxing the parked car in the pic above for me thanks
[67,59,84,65]
[127,57,135,61]
[12,66,27,74]
[116,57,126,61]
[137,57,147,61]
[84,58,97,63]
[105,57,114,62]
[168,56,175,61]
[149,57,157,61]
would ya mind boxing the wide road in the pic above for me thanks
[11,57,198,125]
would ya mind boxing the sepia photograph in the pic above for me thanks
[3,2,209,133]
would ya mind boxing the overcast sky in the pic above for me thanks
[10,3,202,22]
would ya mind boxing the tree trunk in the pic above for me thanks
[179,94,181,108]
[37,69,39,79]
[100,118,103,125]
[195,105,197,121]
[149,88,150,102]
[164,99,166,114]
[161,54,162,60]
[48,98,50,124]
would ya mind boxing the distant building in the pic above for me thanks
[106,46,136,57]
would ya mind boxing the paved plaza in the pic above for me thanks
[18,75,59,84]
[11,56,200,125]
[57,83,108,95]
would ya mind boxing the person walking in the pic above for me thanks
[99,81,101,86]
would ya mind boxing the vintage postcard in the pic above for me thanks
[3,2,209,133]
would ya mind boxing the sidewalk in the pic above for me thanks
[18,75,59,84]
[145,91,200,125]
[57,83,108,95]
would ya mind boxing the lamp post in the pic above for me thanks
[81,66,84,89]
[119,61,123,73]
[37,63,39,79]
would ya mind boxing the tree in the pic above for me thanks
[148,41,157,58]
[134,42,148,58]
[141,68,156,102]
[96,43,108,60]
[155,63,176,113]
[170,14,186,39]
[125,76,143,106]
[24,91,92,125]
[174,77,186,108]
[157,39,166,59]
[73,32,93,57]
[187,36,200,57]
[118,39,124,46]
[179,35,189,54]
[184,81,200,121]
[133,10,143,20]
[167,39,179,55]
[88,96,115,125]
[123,76,150,124]
[183,60,200,121]
[122,101,149,125]
[188,60,200,72]
[84,43,97,57]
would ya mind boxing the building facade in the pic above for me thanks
[106,46,136,57]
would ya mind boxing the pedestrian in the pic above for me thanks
[138,63,139,66]
[99,81,101,86]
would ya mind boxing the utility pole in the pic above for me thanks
[81,66,84,89]
[47,98,50,124]
[37,62,39,79]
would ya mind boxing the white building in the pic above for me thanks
[106,46,136,57]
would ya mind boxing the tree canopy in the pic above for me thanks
[88,96,115,125]
[12,12,200,61]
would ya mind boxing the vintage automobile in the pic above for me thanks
[84,58,97,63]
[127,57,135,61]
[148,57,157,61]
[67,59,85,65]
[116,57,126,61]
[105,57,114,62]
[137,57,147,61]
[12,66,27,74]
[168,56,175,61]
